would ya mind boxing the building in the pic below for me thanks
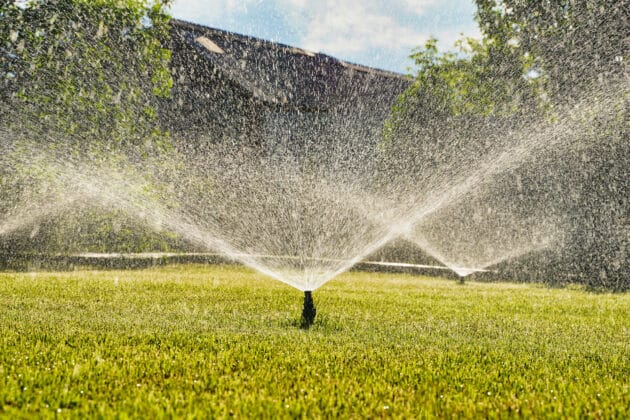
[165,20,411,156]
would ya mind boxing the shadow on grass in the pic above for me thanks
[280,314,346,333]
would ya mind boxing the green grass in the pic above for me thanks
[0,264,628,418]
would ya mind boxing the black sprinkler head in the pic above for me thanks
[301,291,316,328]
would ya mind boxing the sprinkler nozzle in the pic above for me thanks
[301,291,316,328]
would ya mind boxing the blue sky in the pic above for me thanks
[169,0,481,74]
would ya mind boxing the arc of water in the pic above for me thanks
[325,80,628,286]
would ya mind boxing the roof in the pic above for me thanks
[170,19,411,111]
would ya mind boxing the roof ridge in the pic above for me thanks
[171,19,409,80]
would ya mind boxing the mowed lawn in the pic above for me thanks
[0,265,628,418]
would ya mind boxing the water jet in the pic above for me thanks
[1,6,627,296]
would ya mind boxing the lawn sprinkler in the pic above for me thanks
[301,291,316,328]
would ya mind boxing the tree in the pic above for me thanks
[476,0,629,289]
[476,0,629,101]
[383,0,629,289]
[386,0,629,150]
[379,30,542,205]
[0,0,179,254]
[1,0,173,154]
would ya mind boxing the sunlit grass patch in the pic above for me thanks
[1,264,628,417]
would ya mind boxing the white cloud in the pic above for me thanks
[399,0,437,15]
[277,0,435,55]
[169,0,258,23]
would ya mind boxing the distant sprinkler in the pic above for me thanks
[301,291,316,328]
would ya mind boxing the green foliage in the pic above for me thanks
[471,1,629,286]
[0,1,181,253]
[476,0,629,100]
[381,1,628,286]
[383,25,540,148]
[0,265,628,417]
[385,0,629,144]
[382,37,540,172]
[411,36,533,116]
[0,0,173,155]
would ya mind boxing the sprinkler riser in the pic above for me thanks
[301,291,316,328]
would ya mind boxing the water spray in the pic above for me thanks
[301,291,316,328]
